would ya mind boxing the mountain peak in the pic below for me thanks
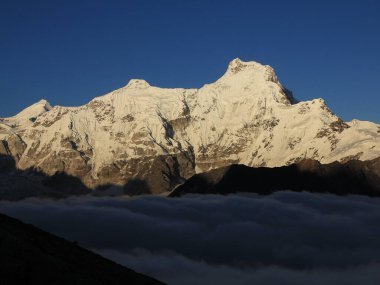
[14,99,52,119]
[227,58,248,74]
[226,58,266,74]
[224,58,280,85]
[37,99,49,105]
[126,79,150,89]
[0,99,52,132]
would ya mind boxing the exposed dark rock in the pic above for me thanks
[330,118,350,133]
[121,114,135,122]
[282,87,298,104]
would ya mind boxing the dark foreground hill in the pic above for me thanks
[0,213,165,285]
[170,158,380,197]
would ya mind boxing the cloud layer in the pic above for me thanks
[1,192,380,284]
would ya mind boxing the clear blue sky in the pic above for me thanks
[1,0,379,123]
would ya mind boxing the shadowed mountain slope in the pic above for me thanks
[170,158,380,197]
[0,153,91,201]
[0,153,153,200]
[0,213,165,285]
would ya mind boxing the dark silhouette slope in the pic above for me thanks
[0,153,91,200]
[0,153,152,200]
[170,158,380,197]
[0,213,165,285]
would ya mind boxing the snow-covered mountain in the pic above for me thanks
[0,99,52,135]
[1,58,379,194]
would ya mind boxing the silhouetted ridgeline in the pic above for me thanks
[0,153,90,200]
[170,158,380,197]
[0,213,165,285]
[1,152,380,200]
[0,153,152,200]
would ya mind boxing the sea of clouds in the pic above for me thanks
[1,191,380,285]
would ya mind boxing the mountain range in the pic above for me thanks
[1,58,379,198]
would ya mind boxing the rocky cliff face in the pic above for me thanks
[1,59,379,195]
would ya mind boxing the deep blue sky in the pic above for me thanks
[1,0,379,123]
